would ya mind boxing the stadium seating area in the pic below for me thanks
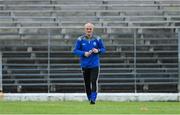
[0,0,180,93]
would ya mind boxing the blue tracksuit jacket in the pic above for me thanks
[73,34,106,68]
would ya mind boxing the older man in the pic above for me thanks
[73,23,106,104]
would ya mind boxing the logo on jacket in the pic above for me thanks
[93,42,97,46]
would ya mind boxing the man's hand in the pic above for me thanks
[84,51,92,57]
[84,49,98,57]
[92,48,99,53]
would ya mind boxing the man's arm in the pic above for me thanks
[97,37,106,54]
[73,38,85,56]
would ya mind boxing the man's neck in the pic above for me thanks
[86,34,92,39]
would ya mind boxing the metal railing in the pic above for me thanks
[178,28,180,92]
[0,27,179,93]
[0,52,2,92]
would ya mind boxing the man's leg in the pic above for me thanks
[90,67,99,104]
[82,68,91,101]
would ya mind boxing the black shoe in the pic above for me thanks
[90,100,95,104]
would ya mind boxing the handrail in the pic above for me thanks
[1,4,180,7]
[0,26,179,29]
[0,9,180,13]
[0,0,180,2]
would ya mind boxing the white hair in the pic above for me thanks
[84,23,94,28]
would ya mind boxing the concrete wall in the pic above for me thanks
[1,93,180,102]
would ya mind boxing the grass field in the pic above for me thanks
[0,101,180,114]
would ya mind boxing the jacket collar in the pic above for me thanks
[82,33,96,40]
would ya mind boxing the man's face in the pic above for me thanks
[85,25,94,37]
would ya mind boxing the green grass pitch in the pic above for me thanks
[0,101,180,114]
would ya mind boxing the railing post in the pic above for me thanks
[178,28,180,93]
[48,30,51,93]
[0,52,2,92]
[133,28,137,93]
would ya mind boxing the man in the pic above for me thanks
[73,23,106,104]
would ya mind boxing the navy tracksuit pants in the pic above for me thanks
[82,67,99,102]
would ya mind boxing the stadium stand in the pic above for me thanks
[0,0,180,93]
